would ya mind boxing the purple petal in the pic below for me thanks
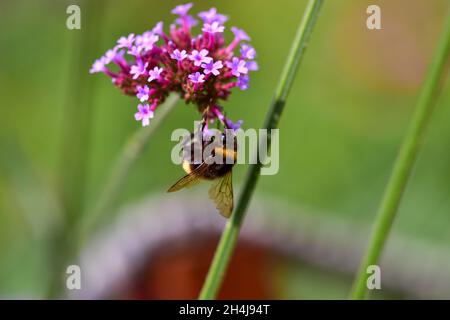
[231,27,250,41]
[171,3,193,16]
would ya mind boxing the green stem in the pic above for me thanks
[350,10,450,300]
[77,95,179,245]
[198,0,324,300]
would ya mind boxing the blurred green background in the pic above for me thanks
[0,0,449,298]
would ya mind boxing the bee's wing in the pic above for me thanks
[208,171,233,218]
[167,162,208,192]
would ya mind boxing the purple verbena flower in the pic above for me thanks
[153,22,164,36]
[202,60,223,76]
[240,44,256,60]
[170,49,188,61]
[136,85,151,102]
[237,75,249,90]
[171,3,193,16]
[130,59,148,79]
[90,57,107,74]
[231,27,250,41]
[246,60,259,71]
[103,48,117,64]
[176,15,198,28]
[189,49,212,67]
[148,66,163,82]
[116,33,135,49]
[226,27,251,52]
[110,49,127,70]
[198,8,228,24]
[226,118,243,131]
[227,57,248,77]
[127,45,142,57]
[188,72,205,84]
[134,104,154,127]
[212,106,242,131]
[202,21,225,34]
[91,4,257,127]
[136,32,159,51]
[135,31,149,46]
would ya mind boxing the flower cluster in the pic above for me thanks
[90,3,257,128]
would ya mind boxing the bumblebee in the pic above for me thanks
[167,130,237,218]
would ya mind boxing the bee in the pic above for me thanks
[167,130,237,218]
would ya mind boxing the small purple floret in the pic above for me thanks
[171,3,193,16]
[202,21,225,34]
[116,34,135,49]
[176,15,198,28]
[246,60,259,71]
[90,57,106,74]
[198,8,228,24]
[240,44,256,60]
[148,66,163,82]
[231,27,250,41]
[170,49,188,61]
[188,72,205,84]
[130,59,148,79]
[134,104,154,126]
[237,75,249,90]
[136,85,151,102]
[227,57,248,77]
[189,49,212,67]
[202,60,223,76]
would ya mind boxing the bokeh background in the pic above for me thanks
[0,0,449,299]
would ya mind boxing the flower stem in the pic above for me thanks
[350,10,450,300]
[198,0,324,300]
[77,95,179,244]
